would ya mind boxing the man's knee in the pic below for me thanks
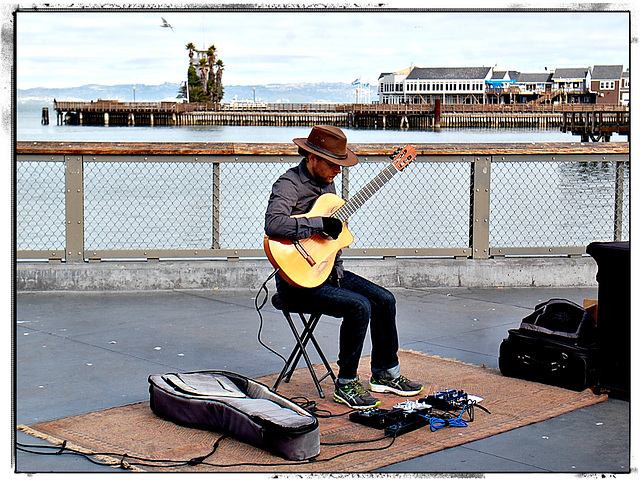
[377,288,396,311]
[348,296,372,321]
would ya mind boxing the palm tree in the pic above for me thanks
[186,64,204,103]
[184,41,224,104]
[185,42,196,66]
[205,45,218,102]
[213,59,225,103]
[198,57,209,95]
[207,45,217,79]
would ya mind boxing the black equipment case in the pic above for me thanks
[148,370,320,461]
[499,299,600,391]
[586,241,630,396]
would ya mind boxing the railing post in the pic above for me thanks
[470,156,491,259]
[613,160,626,241]
[65,155,85,263]
[341,166,350,201]
[212,162,220,249]
[341,166,350,229]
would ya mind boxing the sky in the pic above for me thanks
[13,4,633,91]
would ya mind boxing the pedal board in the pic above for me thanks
[349,400,432,436]
[350,390,485,436]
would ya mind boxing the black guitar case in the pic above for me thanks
[499,299,600,391]
[148,370,320,461]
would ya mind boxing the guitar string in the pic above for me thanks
[334,146,416,222]
[334,164,398,222]
[296,151,413,259]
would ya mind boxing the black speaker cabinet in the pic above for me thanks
[586,241,630,397]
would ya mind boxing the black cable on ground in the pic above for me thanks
[254,268,286,363]
[17,430,397,470]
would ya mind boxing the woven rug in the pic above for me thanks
[18,350,607,473]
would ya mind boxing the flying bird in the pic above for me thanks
[160,17,174,32]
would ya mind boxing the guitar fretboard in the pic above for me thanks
[333,163,399,222]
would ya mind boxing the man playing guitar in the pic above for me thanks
[264,125,423,409]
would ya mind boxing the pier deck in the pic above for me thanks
[15,286,629,473]
[561,109,630,142]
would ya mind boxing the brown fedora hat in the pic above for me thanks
[293,125,358,167]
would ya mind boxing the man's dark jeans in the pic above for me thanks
[277,270,400,381]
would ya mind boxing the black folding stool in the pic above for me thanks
[271,293,336,398]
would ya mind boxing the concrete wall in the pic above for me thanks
[16,257,598,291]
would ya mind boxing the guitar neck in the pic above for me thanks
[333,163,399,223]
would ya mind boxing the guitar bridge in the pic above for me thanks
[293,240,316,267]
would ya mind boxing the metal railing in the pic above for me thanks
[16,142,629,263]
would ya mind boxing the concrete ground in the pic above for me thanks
[14,285,631,474]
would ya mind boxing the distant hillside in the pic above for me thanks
[17,81,370,105]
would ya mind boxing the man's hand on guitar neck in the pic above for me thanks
[321,217,343,240]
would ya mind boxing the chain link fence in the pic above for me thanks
[16,160,66,252]
[347,161,471,249]
[490,160,630,247]
[16,153,629,261]
[84,161,216,250]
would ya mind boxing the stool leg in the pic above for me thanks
[284,313,336,396]
[291,314,326,398]
[273,312,303,393]
[283,313,320,382]
[306,323,337,385]
[273,312,332,398]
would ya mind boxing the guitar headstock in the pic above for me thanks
[391,145,417,171]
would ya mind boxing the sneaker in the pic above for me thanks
[334,378,381,409]
[369,375,424,396]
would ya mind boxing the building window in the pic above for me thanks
[600,80,615,90]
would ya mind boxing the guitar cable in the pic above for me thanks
[254,268,287,363]
[17,431,397,470]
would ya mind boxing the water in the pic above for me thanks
[16,102,630,253]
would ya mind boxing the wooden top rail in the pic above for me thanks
[17,141,629,157]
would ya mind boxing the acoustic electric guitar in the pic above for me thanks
[264,145,417,289]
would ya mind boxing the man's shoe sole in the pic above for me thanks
[369,384,424,396]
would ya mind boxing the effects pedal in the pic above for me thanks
[423,389,469,412]
[349,407,402,429]
[384,416,428,436]
[349,401,434,436]
[383,400,432,436]
[393,399,432,414]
